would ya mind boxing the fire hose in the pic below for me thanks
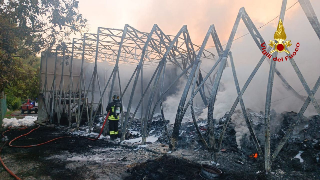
[0,112,110,180]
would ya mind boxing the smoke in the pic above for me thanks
[78,0,305,45]
[76,0,320,122]
[162,77,186,123]
[73,45,319,149]
[196,60,319,146]
[197,64,267,147]
[81,60,184,120]
[198,65,266,119]
[230,110,250,147]
[198,59,319,121]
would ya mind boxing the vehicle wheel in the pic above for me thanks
[35,109,38,114]
[21,109,24,114]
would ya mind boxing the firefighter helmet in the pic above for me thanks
[112,95,119,100]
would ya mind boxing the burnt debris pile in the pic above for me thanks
[125,155,202,180]
[272,113,320,173]
[124,110,320,178]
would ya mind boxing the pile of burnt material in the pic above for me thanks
[271,112,320,175]
[239,111,320,178]
[157,117,238,152]
[125,155,203,180]
[127,114,169,138]
[125,155,267,180]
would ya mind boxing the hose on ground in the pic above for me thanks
[0,112,110,179]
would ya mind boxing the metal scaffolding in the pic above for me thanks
[39,0,320,173]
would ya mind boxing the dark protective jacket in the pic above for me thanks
[106,100,123,120]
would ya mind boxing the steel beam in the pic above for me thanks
[207,8,244,155]
[68,39,76,127]
[229,52,263,156]
[109,25,129,102]
[50,49,58,124]
[264,0,287,173]
[77,34,87,128]
[89,27,101,132]
[121,25,158,141]
[171,24,215,149]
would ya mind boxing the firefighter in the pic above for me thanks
[106,95,122,140]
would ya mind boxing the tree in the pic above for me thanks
[5,56,40,110]
[0,0,87,92]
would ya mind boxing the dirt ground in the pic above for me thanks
[1,124,319,180]
[0,126,161,180]
[0,125,262,180]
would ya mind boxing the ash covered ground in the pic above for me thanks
[1,109,320,180]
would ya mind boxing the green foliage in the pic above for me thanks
[6,93,21,110]
[5,56,40,110]
[0,0,87,92]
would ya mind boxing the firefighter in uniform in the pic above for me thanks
[106,95,122,140]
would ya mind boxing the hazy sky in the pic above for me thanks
[78,0,318,44]
[78,0,320,115]
[77,0,320,87]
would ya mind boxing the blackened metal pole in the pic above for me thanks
[132,65,160,120]
[207,9,244,160]
[218,48,271,149]
[181,44,224,120]
[264,55,276,174]
[171,25,212,149]
[58,48,66,125]
[38,52,44,113]
[117,68,124,131]
[109,25,128,102]
[50,49,58,123]
[77,35,86,128]
[143,61,165,144]
[265,0,287,173]
[90,28,101,132]
[159,58,166,123]
[92,69,115,126]
[44,51,49,112]
[69,38,75,127]
[288,58,320,113]
[44,52,48,96]
[229,52,263,156]
[184,29,208,106]
[172,27,227,145]
[218,7,273,149]
[80,74,94,125]
[120,67,138,99]
[299,0,320,40]
[140,64,144,136]
[150,62,194,119]
[97,74,103,114]
[189,50,209,149]
[121,25,157,141]
[142,25,189,144]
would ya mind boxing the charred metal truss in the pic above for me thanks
[39,0,320,173]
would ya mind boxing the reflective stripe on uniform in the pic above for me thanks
[114,131,118,135]
[108,106,119,120]
[110,131,115,135]
[108,115,119,120]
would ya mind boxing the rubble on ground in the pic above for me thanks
[1,109,320,179]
